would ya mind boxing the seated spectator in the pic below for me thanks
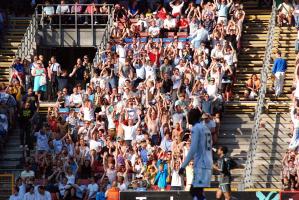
[41,0,55,28]
[244,74,261,100]
[84,0,99,25]
[71,0,83,24]
[56,0,70,24]
[277,0,293,26]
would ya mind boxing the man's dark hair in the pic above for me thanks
[188,108,202,125]
[218,146,228,154]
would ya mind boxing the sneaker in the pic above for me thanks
[94,21,98,25]
[84,21,88,25]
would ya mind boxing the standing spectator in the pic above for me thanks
[32,60,47,102]
[11,58,25,81]
[48,56,61,100]
[105,181,120,200]
[272,50,287,97]
[216,0,233,25]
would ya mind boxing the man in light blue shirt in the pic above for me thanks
[41,0,55,28]
[216,0,232,25]
[190,23,209,49]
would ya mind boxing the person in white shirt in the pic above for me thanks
[169,0,185,16]
[70,87,83,108]
[20,164,35,180]
[116,42,127,65]
[86,176,99,199]
[148,20,161,37]
[120,110,141,145]
[35,186,51,200]
[163,14,177,31]
[56,0,70,25]
[171,161,183,190]
[56,0,70,14]
[9,186,21,200]
[24,185,35,200]
[41,0,54,28]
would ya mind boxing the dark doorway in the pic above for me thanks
[36,46,97,73]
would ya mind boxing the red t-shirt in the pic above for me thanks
[179,19,189,28]
[148,52,160,66]
[157,8,167,20]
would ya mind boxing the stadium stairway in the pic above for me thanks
[0,17,30,85]
[216,1,294,189]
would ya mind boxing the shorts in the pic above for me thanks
[219,183,231,193]
[192,168,212,188]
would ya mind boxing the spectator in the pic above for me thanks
[31,60,47,102]
[41,0,55,28]
[277,0,293,26]
[244,74,261,100]
[272,50,287,97]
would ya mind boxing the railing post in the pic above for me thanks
[59,9,62,46]
[91,5,94,46]
[75,4,78,46]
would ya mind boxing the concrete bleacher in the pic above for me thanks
[0,17,30,85]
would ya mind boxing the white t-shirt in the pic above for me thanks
[9,195,21,200]
[171,169,183,187]
[121,124,138,141]
[135,64,145,79]
[70,93,82,105]
[144,65,156,80]
[148,26,160,36]
[88,183,99,198]
[89,139,103,151]
[21,170,35,179]
[116,45,126,58]
[34,191,52,200]
[23,192,35,200]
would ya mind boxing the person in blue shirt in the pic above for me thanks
[272,50,287,96]
[216,0,233,25]
[179,108,213,200]
[154,160,168,190]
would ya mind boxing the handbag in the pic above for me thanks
[39,75,47,86]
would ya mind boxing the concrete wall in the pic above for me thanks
[37,28,105,47]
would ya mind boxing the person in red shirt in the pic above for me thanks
[147,39,163,67]
[84,1,99,25]
[156,2,167,20]
[178,15,189,32]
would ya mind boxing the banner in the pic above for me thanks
[120,191,280,200]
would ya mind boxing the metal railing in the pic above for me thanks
[239,0,277,190]
[15,8,39,60]
[36,4,113,47]
[92,7,114,70]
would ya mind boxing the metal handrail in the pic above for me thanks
[92,7,114,70]
[239,1,277,190]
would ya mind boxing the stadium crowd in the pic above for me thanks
[3,0,247,199]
